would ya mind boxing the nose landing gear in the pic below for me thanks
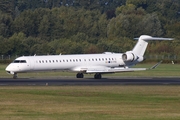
[13,73,18,79]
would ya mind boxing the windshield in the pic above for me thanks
[13,60,27,63]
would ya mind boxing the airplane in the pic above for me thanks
[5,35,173,79]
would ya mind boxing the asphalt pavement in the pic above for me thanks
[0,77,180,86]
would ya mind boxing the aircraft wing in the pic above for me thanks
[86,68,147,74]
[86,61,162,74]
[72,66,146,73]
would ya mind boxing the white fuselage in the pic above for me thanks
[6,53,129,74]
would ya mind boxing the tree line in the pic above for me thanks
[0,0,180,59]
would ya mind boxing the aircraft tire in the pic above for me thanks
[13,73,18,79]
[76,73,84,78]
[94,73,102,79]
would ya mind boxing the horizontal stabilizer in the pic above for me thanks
[134,35,174,41]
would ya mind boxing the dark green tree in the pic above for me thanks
[138,13,164,36]
[108,4,146,38]
[0,11,13,37]
[5,32,30,56]
[0,0,15,16]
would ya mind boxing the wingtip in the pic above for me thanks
[150,60,163,69]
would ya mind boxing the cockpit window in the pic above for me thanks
[20,60,26,63]
[13,60,20,63]
[13,60,27,63]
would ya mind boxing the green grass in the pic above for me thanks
[118,63,180,77]
[0,86,180,120]
[1,64,180,119]
[1,63,180,78]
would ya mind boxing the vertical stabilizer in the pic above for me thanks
[132,35,173,57]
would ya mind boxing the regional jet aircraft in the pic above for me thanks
[5,35,173,79]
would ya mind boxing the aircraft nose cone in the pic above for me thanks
[5,64,14,74]
[5,65,10,71]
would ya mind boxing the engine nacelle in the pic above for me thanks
[122,51,138,62]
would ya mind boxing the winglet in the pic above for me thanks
[150,60,163,69]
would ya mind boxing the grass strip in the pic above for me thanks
[1,63,180,78]
[0,86,180,120]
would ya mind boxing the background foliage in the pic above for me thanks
[0,0,179,59]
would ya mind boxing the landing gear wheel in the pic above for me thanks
[13,73,18,79]
[94,73,102,79]
[76,73,84,78]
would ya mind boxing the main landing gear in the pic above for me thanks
[76,73,84,78]
[76,73,102,79]
[94,73,102,79]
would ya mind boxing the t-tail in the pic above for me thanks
[122,35,173,64]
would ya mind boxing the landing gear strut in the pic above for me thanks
[94,73,102,79]
[76,73,84,78]
[13,73,18,79]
